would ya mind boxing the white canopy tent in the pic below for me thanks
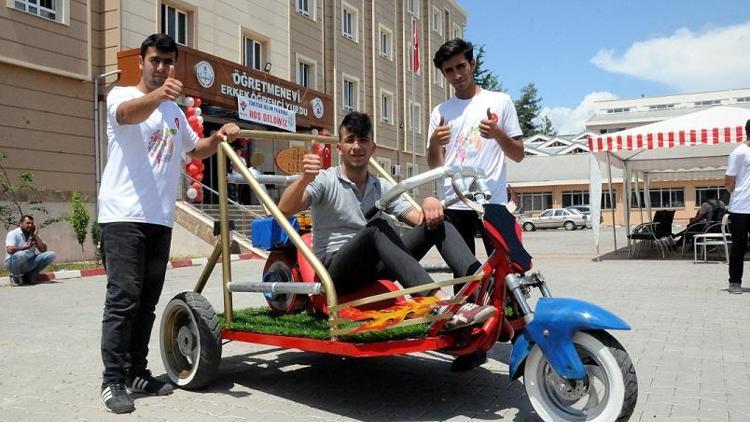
[587,106,750,258]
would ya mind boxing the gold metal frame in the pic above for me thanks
[196,130,476,338]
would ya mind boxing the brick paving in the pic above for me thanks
[1,228,748,421]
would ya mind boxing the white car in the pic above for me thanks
[520,208,588,231]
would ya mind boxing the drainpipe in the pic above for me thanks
[93,69,121,213]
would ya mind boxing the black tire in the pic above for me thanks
[564,221,576,231]
[263,257,309,314]
[160,292,222,390]
[523,222,535,232]
[523,330,637,422]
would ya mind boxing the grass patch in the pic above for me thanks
[0,261,102,277]
[220,307,429,342]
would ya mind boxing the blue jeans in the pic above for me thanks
[7,250,56,282]
[100,222,172,384]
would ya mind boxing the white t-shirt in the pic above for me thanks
[99,86,199,227]
[726,143,750,213]
[4,228,36,265]
[427,89,522,210]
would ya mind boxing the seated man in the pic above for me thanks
[690,190,726,226]
[5,215,56,286]
[279,112,495,330]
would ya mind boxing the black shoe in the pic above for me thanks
[9,275,22,286]
[450,351,488,372]
[729,284,743,294]
[126,370,174,396]
[101,382,135,414]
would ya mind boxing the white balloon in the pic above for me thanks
[184,97,195,107]
[196,116,204,125]
[194,107,202,116]
[186,187,198,199]
[310,128,318,135]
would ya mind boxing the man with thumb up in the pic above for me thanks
[98,33,239,414]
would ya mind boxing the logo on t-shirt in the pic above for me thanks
[147,122,177,165]
[453,125,483,164]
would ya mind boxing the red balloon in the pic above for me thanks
[197,124,204,133]
[194,190,204,202]
[196,161,205,172]
[188,115,199,126]
[185,107,196,117]
[193,172,204,182]
[186,163,199,175]
[191,158,201,166]
[194,98,202,107]
[191,181,202,191]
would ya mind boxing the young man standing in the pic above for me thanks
[427,38,525,371]
[279,112,493,325]
[98,33,239,413]
[724,119,750,295]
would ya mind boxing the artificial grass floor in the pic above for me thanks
[219,307,429,342]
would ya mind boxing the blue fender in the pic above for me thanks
[508,297,630,380]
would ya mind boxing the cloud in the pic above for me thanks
[539,92,619,135]
[591,21,750,91]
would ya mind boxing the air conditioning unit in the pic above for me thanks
[391,164,401,176]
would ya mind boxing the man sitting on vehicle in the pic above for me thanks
[278,111,495,330]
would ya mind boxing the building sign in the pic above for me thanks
[238,94,296,132]
[116,46,333,130]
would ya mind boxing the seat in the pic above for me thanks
[627,209,676,258]
[693,214,732,263]
[679,220,712,255]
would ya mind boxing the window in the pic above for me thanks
[562,190,589,207]
[161,4,188,46]
[432,68,444,87]
[409,101,422,134]
[606,107,631,113]
[737,97,750,103]
[341,2,358,41]
[518,192,552,212]
[296,0,314,19]
[296,55,316,89]
[601,192,616,209]
[13,0,63,22]
[451,23,462,38]
[380,90,393,124]
[648,104,674,111]
[406,0,419,17]
[375,157,392,173]
[406,163,419,193]
[378,26,393,60]
[342,75,358,111]
[694,99,721,107]
[431,7,443,34]
[631,188,684,208]
[696,186,730,206]
[243,37,263,71]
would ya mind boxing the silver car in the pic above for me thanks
[520,208,588,231]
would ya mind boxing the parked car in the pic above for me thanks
[520,208,588,231]
[566,205,591,216]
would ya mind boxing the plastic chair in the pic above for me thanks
[693,214,732,263]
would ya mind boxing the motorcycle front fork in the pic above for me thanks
[505,272,551,324]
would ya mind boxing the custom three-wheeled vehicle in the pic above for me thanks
[160,131,637,422]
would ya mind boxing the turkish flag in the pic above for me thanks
[412,19,420,72]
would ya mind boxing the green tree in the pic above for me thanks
[473,45,505,92]
[0,151,61,230]
[539,115,557,136]
[66,191,90,253]
[515,83,543,137]
[90,217,102,264]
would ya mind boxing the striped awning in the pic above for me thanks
[587,106,750,153]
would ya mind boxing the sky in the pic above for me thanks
[457,0,750,134]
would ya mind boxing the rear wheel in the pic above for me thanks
[160,292,221,390]
[523,222,536,232]
[564,221,576,231]
[523,331,637,422]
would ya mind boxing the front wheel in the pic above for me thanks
[564,221,576,231]
[160,292,222,390]
[523,222,536,232]
[523,331,637,422]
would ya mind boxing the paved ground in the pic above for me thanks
[1,228,749,421]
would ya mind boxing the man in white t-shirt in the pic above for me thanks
[4,214,56,286]
[98,34,239,414]
[426,38,525,371]
[725,119,750,294]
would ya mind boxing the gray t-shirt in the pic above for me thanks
[305,166,414,258]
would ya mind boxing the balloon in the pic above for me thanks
[185,107,196,117]
[191,181,202,190]
[194,98,202,107]
[184,97,195,107]
[186,163,199,175]
[194,190,204,202]
[194,107,202,116]
[196,116,204,125]
[196,161,205,172]
[188,115,199,126]
[191,158,201,166]
[193,172,204,182]
[186,187,197,199]
[197,124,204,133]
[310,128,318,135]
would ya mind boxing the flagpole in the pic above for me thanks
[411,18,416,178]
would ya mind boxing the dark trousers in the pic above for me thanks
[323,217,479,295]
[729,212,750,285]
[445,209,495,255]
[100,222,172,384]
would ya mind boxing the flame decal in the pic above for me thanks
[339,296,447,334]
